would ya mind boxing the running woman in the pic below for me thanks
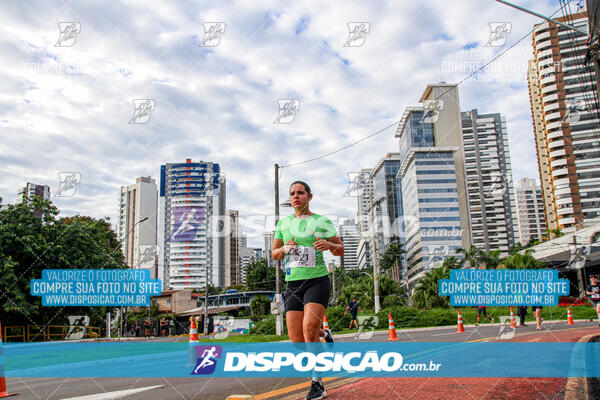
[272,181,344,400]
[586,275,600,326]
[476,305,494,326]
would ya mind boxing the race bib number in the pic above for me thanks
[288,246,316,268]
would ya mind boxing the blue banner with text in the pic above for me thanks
[4,342,600,378]
[438,269,569,306]
[30,269,162,306]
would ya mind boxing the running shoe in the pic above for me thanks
[323,328,334,343]
[491,318,494,325]
[306,380,326,400]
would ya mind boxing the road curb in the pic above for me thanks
[564,333,598,400]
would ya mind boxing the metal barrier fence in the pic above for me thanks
[2,325,100,342]
[2,325,25,342]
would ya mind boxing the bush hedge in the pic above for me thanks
[249,305,600,335]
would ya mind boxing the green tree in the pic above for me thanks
[0,198,126,328]
[335,272,407,310]
[250,295,271,317]
[456,246,484,268]
[207,284,224,295]
[499,249,547,269]
[244,259,284,291]
[480,249,502,269]
[441,256,462,270]
[379,242,404,274]
[411,266,452,309]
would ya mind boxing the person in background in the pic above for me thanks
[144,317,151,337]
[531,306,543,330]
[517,306,528,327]
[586,275,600,326]
[475,305,494,326]
[160,317,168,336]
[344,297,362,330]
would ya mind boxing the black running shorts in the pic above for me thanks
[284,275,330,312]
[477,307,487,315]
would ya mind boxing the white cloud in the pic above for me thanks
[0,0,569,247]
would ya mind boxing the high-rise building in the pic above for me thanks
[528,59,558,232]
[117,176,158,278]
[528,10,600,232]
[514,178,547,245]
[17,183,50,204]
[355,168,373,235]
[396,83,471,290]
[357,239,371,270]
[252,248,263,259]
[339,218,359,270]
[263,230,275,267]
[240,233,248,249]
[225,210,241,287]
[461,110,519,255]
[239,246,257,284]
[370,153,403,266]
[158,159,226,290]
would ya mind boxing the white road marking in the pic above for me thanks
[61,385,164,399]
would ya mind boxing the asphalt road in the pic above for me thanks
[5,320,599,400]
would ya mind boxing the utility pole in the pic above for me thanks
[112,216,149,339]
[369,194,381,313]
[274,163,284,335]
[204,268,209,335]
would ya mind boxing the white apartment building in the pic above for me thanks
[158,159,226,290]
[117,176,158,278]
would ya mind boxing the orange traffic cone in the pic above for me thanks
[187,317,200,367]
[321,315,330,343]
[387,313,399,341]
[567,306,575,325]
[189,317,199,343]
[456,311,465,333]
[0,323,17,398]
[510,308,517,328]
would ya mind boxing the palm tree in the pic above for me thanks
[456,246,483,268]
[411,266,451,309]
[481,249,502,269]
[499,249,547,269]
[380,242,404,274]
[542,228,563,242]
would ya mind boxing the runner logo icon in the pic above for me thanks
[191,345,223,375]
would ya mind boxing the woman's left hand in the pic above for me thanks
[313,237,331,252]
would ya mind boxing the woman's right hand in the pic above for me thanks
[283,239,298,254]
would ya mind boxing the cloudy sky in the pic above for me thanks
[0,0,577,247]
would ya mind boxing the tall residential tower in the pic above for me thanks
[158,159,226,290]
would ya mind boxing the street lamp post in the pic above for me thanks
[112,216,149,339]
[368,196,381,313]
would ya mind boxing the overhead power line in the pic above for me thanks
[280,3,570,169]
